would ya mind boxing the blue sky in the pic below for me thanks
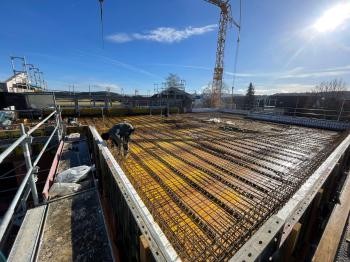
[0,0,349,95]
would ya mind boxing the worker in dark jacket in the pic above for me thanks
[101,121,135,156]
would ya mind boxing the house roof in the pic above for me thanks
[5,72,26,83]
[153,86,191,98]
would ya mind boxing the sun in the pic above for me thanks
[313,2,350,33]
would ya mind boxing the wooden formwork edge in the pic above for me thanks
[231,134,350,262]
[312,172,350,262]
[88,126,180,262]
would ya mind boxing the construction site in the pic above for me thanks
[0,107,349,261]
[82,113,348,260]
[1,0,350,262]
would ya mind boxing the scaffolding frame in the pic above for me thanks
[0,108,63,246]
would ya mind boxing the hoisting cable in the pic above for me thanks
[232,0,242,94]
[98,0,105,48]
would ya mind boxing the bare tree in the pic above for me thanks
[165,73,181,88]
[201,82,213,107]
[201,82,230,107]
[313,79,347,97]
[313,79,347,110]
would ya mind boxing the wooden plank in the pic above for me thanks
[37,190,113,261]
[312,172,350,262]
[8,206,46,262]
[298,189,323,261]
[42,141,64,199]
[347,214,350,243]
[281,222,301,261]
[346,221,350,243]
[140,235,152,262]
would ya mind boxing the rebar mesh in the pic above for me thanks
[81,113,342,261]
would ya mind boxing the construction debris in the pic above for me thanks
[54,165,95,183]
[0,106,16,128]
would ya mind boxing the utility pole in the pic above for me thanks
[231,85,234,109]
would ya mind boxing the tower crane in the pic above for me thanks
[96,0,240,108]
[204,0,240,108]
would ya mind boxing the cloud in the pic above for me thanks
[225,65,350,80]
[235,83,315,95]
[257,83,315,95]
[278,65,350,79]
[48,80,122,93]
[100,56,161,79]
[335,43,350,52]
[107,33,133,43]
[107,24,217,44]
[93,82,121,92]
[147,62,349,82]
[146,63,212,71]
[76,51,162,79]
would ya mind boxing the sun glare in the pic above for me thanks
[313,2,350,33]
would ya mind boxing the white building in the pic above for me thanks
[1,73,35,93]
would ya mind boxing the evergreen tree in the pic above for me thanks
[245,82,255,110]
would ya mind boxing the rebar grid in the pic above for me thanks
[80,113,342,261]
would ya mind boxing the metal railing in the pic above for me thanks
[0,108,63,243]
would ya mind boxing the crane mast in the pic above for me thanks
[97,0,239,108]
[204,0,233,108]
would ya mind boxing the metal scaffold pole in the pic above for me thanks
[20,124,39,206]
[338,99,345,121]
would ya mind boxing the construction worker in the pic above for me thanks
[101,121,135,156]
